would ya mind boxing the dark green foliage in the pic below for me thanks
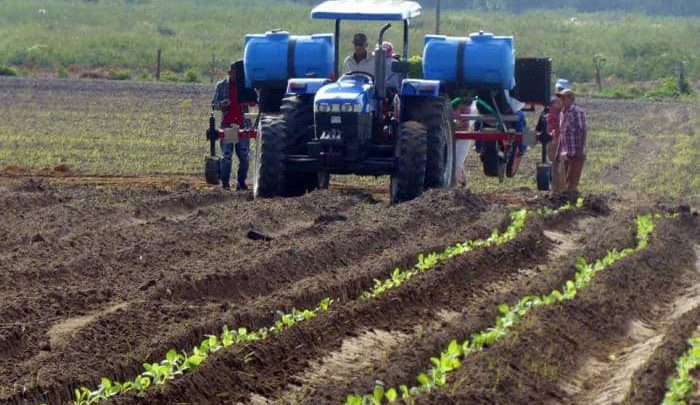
[0,65,17,76]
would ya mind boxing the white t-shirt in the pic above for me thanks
[343,53,376,78]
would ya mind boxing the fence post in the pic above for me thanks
[593,53,606,93]
[435,0,441,34]
[677,61,688,94]
[211,53,216,84]
[156,49,162,81]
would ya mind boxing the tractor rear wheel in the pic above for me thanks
[279,95,318,196]
[254,117,287,198]
[258,88,285,113]
[424,97,456,189]
[391,121,427,204]
[254,96,318,198]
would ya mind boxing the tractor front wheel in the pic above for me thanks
[391,121,427,204]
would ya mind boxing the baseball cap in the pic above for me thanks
[555,78,570,90]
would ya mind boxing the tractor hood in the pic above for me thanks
[314,76,373,113]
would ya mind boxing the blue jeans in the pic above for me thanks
[219,138,249,188]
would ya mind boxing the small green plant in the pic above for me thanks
[159,70,181,82]
[407,55,422,79]
[107,69,131,80]
[662,334,700,404]
[183,69,200,83]
[0,65,17,76]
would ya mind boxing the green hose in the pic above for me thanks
[475,96,506,132]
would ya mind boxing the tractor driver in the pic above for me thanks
[343,33,376,78]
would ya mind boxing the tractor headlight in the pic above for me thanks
[317,103,331,113]
[341,102,361,113]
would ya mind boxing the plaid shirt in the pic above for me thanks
[559,104,587,157]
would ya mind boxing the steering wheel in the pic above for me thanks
[342,71,375,83]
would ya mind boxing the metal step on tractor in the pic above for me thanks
[208,0,554,202]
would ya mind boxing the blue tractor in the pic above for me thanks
[247,0,455,203]
[244,0,552,202]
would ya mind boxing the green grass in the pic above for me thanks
[0,82,207,174]
[0,79,697,203]
[0,0,698,84]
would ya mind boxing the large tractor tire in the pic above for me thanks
[254,117,287,198]
[258,88,285,114]
[405,96,455,190]
[279,95,318,195]
[254,96,318,198]
[425,97,456,189]
[390,121,427,204]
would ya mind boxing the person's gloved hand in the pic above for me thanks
[221,100,230,108]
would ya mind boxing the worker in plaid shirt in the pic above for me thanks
[556,88,587,197]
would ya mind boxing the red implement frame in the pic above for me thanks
[216,129,258,140]
[455,131,523,142]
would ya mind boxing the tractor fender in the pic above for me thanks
[286,78,331,96]
[399,79,441,98]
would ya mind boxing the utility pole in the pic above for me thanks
[435,0,441,34]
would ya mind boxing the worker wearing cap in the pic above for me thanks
[556,88,587,197]
[211,63,249,190]
[343,33,375,77]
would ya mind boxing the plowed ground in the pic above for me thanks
[0,173,697,405]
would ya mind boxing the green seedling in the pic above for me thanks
[662,335,700,404]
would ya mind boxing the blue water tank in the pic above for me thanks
[423,32,515,90]
[244,31,334,89]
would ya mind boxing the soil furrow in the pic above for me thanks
[110,214,552,404]
[620,245,700,405]
[419,215,698,405]
[0,190,491,404]
[289,211,624,404]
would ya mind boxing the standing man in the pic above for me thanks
[211,63,249,190]
[556,88,587,198]
[546,96,566,193]
[343,33,375,77]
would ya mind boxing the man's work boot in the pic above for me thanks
[236,183,249,191]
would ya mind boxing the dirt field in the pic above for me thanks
[0,78,698,404]
[0,173,696,405]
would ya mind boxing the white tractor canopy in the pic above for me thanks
[311,0,422,21]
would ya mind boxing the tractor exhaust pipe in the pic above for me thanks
[374,23,391,100]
